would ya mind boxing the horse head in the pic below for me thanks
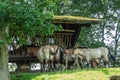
[26,45,40,56]
[26,47,31,54]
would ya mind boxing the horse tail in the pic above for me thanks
[59,47,64,64]
[108,50,116,64]
[103,46,116,63]
[49,46,55,55]
[55,46,59,55]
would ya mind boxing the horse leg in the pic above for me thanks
[40,62,44,72]
[78,57,83,69]
[47,60,50,72]
[64,56,68,70]
[105,60,109,68]
[79,60,83,69]
[74,55,80,69]
[37,58,44,72]
[87,62,91,68]
[53,61,58,70]
[55,61,60,70]
[46,59,50,72]
[76,57,80,69]
[90,60,95,68]
[95,59,100,68]
[105,58,109,68]
[103,55,109,68]
[65,59,68,70]
[41,63,44,72]
[58,62,62,70]
[86,58,91,68]
[47,60,54,72]
[50,60,54,71]
[91,59,98,68]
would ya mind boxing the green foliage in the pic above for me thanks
[0,39,3,45]
[0,0,62,45]
[76,26,106,48]
[62,0,120,53]
[0,0,120,56]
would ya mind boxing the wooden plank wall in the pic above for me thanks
[9,32,74,59]
[31,32,74,47]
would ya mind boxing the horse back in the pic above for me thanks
[65,48,74,55]
[99,47,108,56]
[88,47,108,59]
[86,48,102,58]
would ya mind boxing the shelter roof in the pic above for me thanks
[53,15,103,24]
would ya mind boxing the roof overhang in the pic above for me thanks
[53,15,103,24]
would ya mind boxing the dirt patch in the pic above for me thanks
[110,75,120,80]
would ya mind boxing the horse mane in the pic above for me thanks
[74,46,88,49]
[26,45,40,48]
[59,47,64,64]
[64,46,88,50]
[53,45,64,64]
[66,47,74,49]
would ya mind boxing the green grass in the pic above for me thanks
[10,67,120,80]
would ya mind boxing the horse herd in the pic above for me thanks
[25,45,113,72]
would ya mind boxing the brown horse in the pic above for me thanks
[26,45,55,71]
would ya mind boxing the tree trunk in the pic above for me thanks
[0,30,9,80]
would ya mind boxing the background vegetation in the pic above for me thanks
[54,0,120,59]
[53,0,120,66]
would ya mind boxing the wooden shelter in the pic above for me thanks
[53,15,103,47]
[9,15,103,71]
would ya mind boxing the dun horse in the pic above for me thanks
[51,45,64,70]
[26,45,55,71]
[26,45,64,71]
[74,47,109,68]
[63,48,82,69]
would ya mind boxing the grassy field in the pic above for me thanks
[10,67,120,80]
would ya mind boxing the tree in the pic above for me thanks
[0,0,62,80]
[0,28,9,80]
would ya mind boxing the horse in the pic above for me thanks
[62,48,81,70]
[50,45,64,70]
[74,47,109,68]
[26,45,55,72]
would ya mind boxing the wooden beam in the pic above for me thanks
[57,30,75,32]
[71,24,91,47]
